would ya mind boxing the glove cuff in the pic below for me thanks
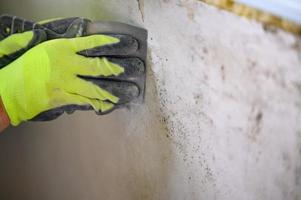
[0,97,10,131]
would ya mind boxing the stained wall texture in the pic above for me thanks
[0,0,300,200]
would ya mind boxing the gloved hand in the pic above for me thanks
[0,15,146,126]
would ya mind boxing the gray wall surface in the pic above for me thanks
[0,0,300,200]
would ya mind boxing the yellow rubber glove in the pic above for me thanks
[0,34,124,126]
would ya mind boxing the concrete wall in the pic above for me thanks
[0,0,300,199]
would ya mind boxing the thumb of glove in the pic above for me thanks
[0,29,46,68]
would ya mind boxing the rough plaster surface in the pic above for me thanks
[0,0,300,200]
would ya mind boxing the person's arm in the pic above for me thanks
[0,97,10,132]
